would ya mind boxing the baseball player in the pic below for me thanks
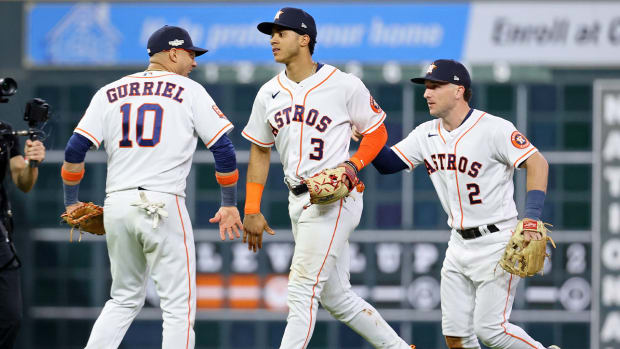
[370,60,560,349]
[60,25,242,349]
[241,7,415,349]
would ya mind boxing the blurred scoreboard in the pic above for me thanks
[140,232,592,319]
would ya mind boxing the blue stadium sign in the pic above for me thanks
[25,3,469,66]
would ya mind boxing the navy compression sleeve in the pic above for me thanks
[371,146,408,174]
[65,133,93,163]
[210,134,237,173]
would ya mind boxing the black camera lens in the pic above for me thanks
[0,78,17,97]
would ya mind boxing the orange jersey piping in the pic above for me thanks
[175,196,193,349]
[301,199,343,348]
[361,112,386,135]
[453,112,487,230]
[393,145,414,169]
[75,127,101,147]
[204,122,233,147]
[242,131,275,146]
[513,147,537,168]
[295,67,337,177]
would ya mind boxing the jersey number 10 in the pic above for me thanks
[119,103,163,148]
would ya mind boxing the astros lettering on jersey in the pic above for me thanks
[391,109,537,230]
[75,70,233,195]
[242,64,385,182]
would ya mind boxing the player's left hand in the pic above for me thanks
[24,139,45,163]
[522,228,542,247]
[243,213,275,253]
[209,206,243,241]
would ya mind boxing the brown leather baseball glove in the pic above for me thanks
[61,202,105,242]
[303,164,358,205]
[499,218,556,277]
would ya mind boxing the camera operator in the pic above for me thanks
[0,122,45,348]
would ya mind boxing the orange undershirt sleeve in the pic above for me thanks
[349,124,388,170]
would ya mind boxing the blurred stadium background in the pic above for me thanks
[1,1,618,348]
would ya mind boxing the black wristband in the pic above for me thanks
[343,160,359,175]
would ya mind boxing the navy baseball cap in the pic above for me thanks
[257,7,317,42]
[147,25,207,57]
[411,59,471,89]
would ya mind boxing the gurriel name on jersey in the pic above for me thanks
[106,81,186,104]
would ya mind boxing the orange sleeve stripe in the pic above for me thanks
[75,128,100,147]
[205,123,233,147]
[392,145,414,169]
[244,182,264,214]
[61,167,85,181]
[513,148,537,168]
[360,112,386,135]
[350,124,387,170]
[215,169,239,186]
[242,131,275,146]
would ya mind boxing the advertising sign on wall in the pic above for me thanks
[25,3,469,66]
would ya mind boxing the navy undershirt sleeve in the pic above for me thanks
[371,146,408,174]
[210,134,237,173]
[65,133,93,163]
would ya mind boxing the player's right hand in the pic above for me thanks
[351,125,363,142]
[242,213,275,253]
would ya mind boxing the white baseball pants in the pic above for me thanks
[441,224,546,349]
[84,189,196,349]
[279,190,410,349]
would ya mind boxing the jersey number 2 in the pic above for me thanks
[466,183,482,205]
[119,103,163,148]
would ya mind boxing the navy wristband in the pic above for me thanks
[63,182,80,207]
[524,190,546,220]
[220,185,237,207]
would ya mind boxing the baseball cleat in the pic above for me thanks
[548,346,561,349]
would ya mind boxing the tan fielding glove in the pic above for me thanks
[499,218,556,277]
[304,164,358,205]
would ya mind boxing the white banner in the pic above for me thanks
[465,2,620,65]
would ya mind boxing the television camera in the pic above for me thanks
[0,78,50,168]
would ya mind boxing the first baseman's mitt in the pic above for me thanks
[304,164,358,205]
[61,202,105,242]
[499,218,556,277]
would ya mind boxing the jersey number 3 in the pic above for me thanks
[309,138,324,160]
[119,103,163,148]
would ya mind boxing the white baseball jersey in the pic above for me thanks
[392,109,537,230]
[75,70,233,196]
[243,64,411,349]
[242,64,385,182]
